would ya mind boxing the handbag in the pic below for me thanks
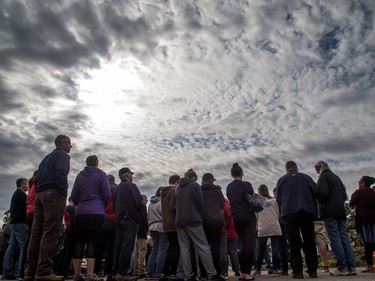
[242,181,265,213]
[244,192,265,213]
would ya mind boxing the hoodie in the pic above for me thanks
[161,185,177,232]
[148,195,164,232]
[256,198,281,237]
[70,166,111,216]
[201,184,225,228]
[175,177,203,227]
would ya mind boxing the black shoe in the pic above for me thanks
[308,272,317,278]
[208,276,221,281]
[292,272,304,279]
[159,275,169,281]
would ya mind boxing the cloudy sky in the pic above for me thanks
[0,0,374,216]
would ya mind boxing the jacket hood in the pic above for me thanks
[161,185,173,196]
[264,198,275,207]
[179,177,192,187]
[81,166,100,176]
[150,195,161,204]
[202,184,221,191]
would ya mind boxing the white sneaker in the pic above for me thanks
[330,269,349,276]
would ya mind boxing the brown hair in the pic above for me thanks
[230,163,243,178]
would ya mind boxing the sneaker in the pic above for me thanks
[73,275,85,281]
[85,274,104,281]
[329,269,349,276]
[292,272,304,279]
[159,275,169,281]
[322,266,329,273]
[169,276,182,281]
[308,272,317,278]
[348,267,357,275]
[114,275,136,281]
[361,266,374,273]
[268,270,279,276]
[34,275,64,281]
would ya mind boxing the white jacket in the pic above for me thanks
[256,198,282,237]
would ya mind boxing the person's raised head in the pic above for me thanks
[16,178,28,189]
[54,135,72,153]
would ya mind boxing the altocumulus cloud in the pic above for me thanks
[0,0,374,216]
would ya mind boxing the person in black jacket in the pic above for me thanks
[199,173,225,279]
[2,178,29,280]
[175,169,218,281]
[315,161,356,276]
[133,194,149,278]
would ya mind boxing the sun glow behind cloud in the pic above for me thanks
[77,59,146,134]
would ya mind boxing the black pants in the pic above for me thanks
[233,212,256,275]
[199,224,222,277]
[162,231,180,276]
[285,210,318,274]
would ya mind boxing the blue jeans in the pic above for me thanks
[147,231,169,277]
[324,218,355,270]
[113,218,139,276]
[2,223,29,277]
[256,236,280,271]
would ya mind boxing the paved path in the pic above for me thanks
[1,270,374,281]
[220,269,375,281]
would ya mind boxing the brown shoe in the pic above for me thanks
[361,266,374,273]
[35,275,65,281]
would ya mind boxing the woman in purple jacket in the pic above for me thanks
[70,155,111,281]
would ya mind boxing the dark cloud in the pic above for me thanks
[0,0,374,218]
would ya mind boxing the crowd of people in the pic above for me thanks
[1,135,375,281]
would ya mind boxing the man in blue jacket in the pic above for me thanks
[24,135,72,281]
[276,161,318,279]
[112,167,143,281]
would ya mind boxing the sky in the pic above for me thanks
[0,0,374,217]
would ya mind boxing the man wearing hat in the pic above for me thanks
[200,173,225,280]
[112,167,143,281]
[175,169,219,281]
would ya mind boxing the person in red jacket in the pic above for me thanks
[95,174,118,281]
[26,170,38,227]
[220,198,240,278]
